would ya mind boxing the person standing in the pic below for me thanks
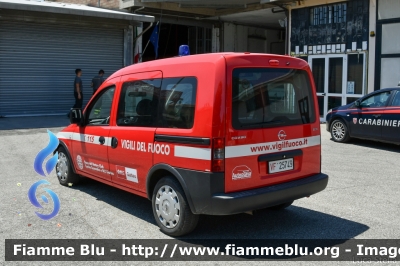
[73,68,83,108]
[91,69,105,95]
[67,68,83,118]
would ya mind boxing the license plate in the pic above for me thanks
[268,158,294,174]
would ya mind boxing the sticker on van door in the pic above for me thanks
[232,165,252,180]
[115,165,138,183]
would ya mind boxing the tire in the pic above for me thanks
[330,119,351,143]
[269,201,294,210]
[152,176,199,236]
[55,146,80,186]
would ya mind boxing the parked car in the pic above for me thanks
[56,53,328,236]
[326,88,400,144]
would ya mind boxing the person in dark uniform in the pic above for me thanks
[73,68,83,108]
[67,68,83,118]
[91,69,105,95]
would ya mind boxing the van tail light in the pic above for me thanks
[269,59,279,66]
[212,138,225,172]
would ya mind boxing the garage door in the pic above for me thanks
[0,21,123,116]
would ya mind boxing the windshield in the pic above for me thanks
[232,68,316,129]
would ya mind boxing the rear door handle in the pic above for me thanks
[111,137,118,149]
[373,114,381,118]
[99,136,105,145]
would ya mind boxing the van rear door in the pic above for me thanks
[224,55,321,193]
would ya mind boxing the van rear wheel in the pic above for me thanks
[152,176,199,236]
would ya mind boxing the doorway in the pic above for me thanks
[309,53,365,122]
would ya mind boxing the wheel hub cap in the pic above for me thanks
[332,122,345,140]
[56,152,68,181]
[155,185,180,229]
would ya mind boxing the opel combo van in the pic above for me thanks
[57,53,328,236]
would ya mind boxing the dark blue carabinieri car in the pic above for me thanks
[326,88,400,144]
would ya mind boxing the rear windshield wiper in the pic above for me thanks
[240,120,284,128]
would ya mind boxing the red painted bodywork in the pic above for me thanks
[58,53,321,197]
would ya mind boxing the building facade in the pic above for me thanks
[374,0,400,91]
[120,0,288,60]
[51,0,119,9]
[121,0,400,122]
[5,0,399,119]
[288,0,400,121]
[0,0,153,117]
[289,0,370,121]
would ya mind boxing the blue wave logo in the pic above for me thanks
[30,130,60,220]
[34,130,59,176]
[28,180,60,220]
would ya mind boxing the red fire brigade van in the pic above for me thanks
[57,53,328,236]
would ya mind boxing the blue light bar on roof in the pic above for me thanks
[178,45,190,56]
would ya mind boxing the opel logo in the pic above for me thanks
[278,130,287,140]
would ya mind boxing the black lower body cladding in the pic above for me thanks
[176,168,329,215]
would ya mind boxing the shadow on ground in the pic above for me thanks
[72,178,369,240]
[0,115,70,130]
[330,137,400,153]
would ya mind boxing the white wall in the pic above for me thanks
[265,29,285,54]
[236,25,248,51]
[378,0,400,19]
[248,27,265,53]
[376,0,400,89]
[212,26,220,53]
[223,23,236,51]
[223,23,283,54]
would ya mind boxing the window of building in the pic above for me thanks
[347,54,365,95]
[188,27,212,54]
[310,3,347,26]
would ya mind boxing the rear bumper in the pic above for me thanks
[211,174,328,215]
[177,168,328,215]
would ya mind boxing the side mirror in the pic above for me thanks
[69,108,83,125]
[354,100,361,108]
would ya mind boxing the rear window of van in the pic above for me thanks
[232,68,316,129]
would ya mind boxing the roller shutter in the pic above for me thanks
[0,20,124,116]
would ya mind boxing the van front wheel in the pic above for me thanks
[152,177,199,236]
[55,146,80,186]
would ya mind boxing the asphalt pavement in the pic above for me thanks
[1,116,400,265]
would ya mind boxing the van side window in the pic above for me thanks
[117,79,161,127]
[158,77,197,129]
[86,85,115,125]
[232,68,315,129]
